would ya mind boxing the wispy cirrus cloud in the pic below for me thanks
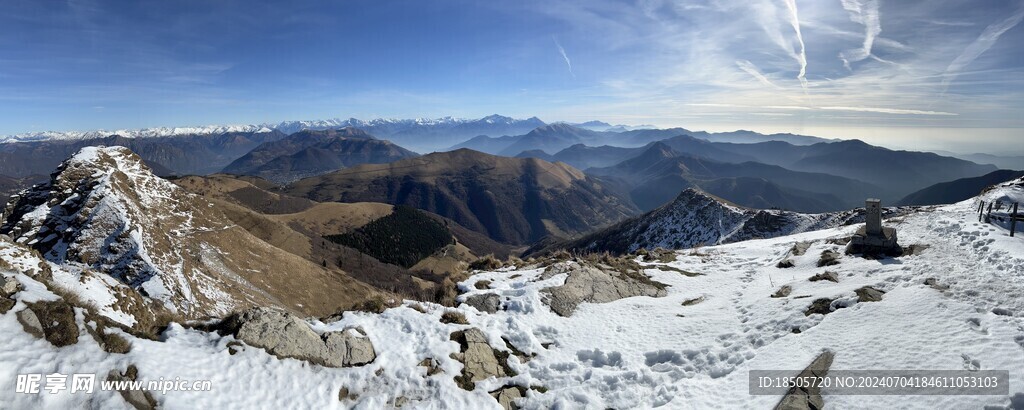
[735,60,780,89]
[838,0,881,70]
[941,4,1024,92]
[553,37,575,79]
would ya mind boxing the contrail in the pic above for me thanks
[553,37,575,79]
[839,0,881,70]
[736,60,780,88]
[782,0,807,91]
[942,5,1024,92]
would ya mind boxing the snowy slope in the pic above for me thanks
[1,176,1022,408]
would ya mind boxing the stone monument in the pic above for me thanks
[846,199,900,255]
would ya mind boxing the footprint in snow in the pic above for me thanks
[966,317,988,334]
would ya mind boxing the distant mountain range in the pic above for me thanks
[453,123,832,156]
[586,142,883,212]
[221,128,419,184]
[3,114,546,154]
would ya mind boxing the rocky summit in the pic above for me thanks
[0,146,381,320]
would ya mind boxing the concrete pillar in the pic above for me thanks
[865,198,882,235]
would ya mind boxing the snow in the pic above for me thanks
[0,115,541,143]
[1,181,1023,408]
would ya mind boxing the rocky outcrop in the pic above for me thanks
[809,271,839,283]
[0,275,21,296]
[0,275,19,314]
[220,307,375,368]
[450,328,513,390]
[17,300,79,347]
[775,351,834,410]
[463,293,501,313]
[540,262,668,317]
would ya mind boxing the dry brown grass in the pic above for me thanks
[468,255,503,271]
[440,310,469,325]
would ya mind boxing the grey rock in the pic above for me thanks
[541,263,668,317]
[464,293,501,313]
[323,330,376,367]
[772,285,793,298]
[226,307,375,368]
[855,286,885,302]
[809,271,839,283]
[233,307,326,363]
[0,276,21,297]
[490,385,526,410]
[775,351,834,410]
[451,328,510,390]
[16,308,44,339]
[804,298,834,316]
[790,242,811,256]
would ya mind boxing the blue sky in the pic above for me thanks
[2,0,1023,153]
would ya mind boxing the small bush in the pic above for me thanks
[474,280,492,290]
[348,296,396,314]
[468,255,502,271]
[440,310,469,325]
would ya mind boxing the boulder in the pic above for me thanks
[803,298,834,316]
[541,263,668,317]
[222,307,375,368]
[450,328,511,390]
[809,271,839,283]
[231,307,326,363]
[855,286,885,302]
[323,329,376,367]
[464,293,501,314]
[490,385,526,410]
[0,275,21,297]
